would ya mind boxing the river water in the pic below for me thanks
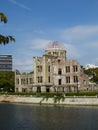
[0,103,98,130]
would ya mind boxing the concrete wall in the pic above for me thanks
[1,95,98,106]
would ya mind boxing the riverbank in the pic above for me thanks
[1,95,98,105]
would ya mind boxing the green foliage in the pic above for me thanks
[0,35,15,44]
[1,91,98,97]
[84,68,98,83]
[84,68,93,76]
[29,71,34,74]
[66,92,98,96]
[38,93,66,104]
[0,12,7,23]
[53,94,65,103]
[0,12,15,44]
[0,72,15,92]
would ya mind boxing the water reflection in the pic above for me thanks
[0,103,98,130]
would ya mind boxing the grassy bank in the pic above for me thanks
[1,91,98,97]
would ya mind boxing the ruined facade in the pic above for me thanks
[15,41,90,93]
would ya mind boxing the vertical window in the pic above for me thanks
[58,79,62,85]
[66,66,70,73]
[48,52,51,55]
[21,79,25,85]
[26,78,28,84]
[46,87,50,92]
[40,77,42,83]
[58,60,61,63]
[37,76,43,83]
[53,52,56,55]
[48,76,50,83]
[60,52,64,56]
[58,68,62,75]
[37,87,41,92]
[48,66,50,72]
[73,76,78,83]
[16,79,19,84]
[16,88,18,92]
[73,65,78,72]
[29,78,33,84]
[22,88,27,92]
[37,66,42,72]
[66,76,70,83]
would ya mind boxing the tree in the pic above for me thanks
[84,68,98,83]
[0,71,15,92]
[0,12,15,44]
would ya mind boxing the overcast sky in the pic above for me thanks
[0,0,98,72]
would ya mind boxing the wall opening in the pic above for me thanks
[37,86,41,92]
[46,87,50,92]
[58,79,62,85]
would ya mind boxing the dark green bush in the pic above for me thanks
[0,91,98,97]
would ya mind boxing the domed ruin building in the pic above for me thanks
[15,41,90,92]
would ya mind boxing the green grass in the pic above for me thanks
[0,91,98,97]
[66,92,98,96]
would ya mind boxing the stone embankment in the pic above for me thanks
[1,95,98,105]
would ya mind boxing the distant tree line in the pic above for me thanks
[0,71,15,92]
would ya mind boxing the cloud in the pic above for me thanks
[8,0,32,11]
[94,58,98,65]
[28,38,51,50]
[87,40,98,48]
[32,30,46,35]
[61,25,98,42]
[90,58,98,66]
[13,58,33,72]
[79,40,98,53]
[64,43,80,59]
